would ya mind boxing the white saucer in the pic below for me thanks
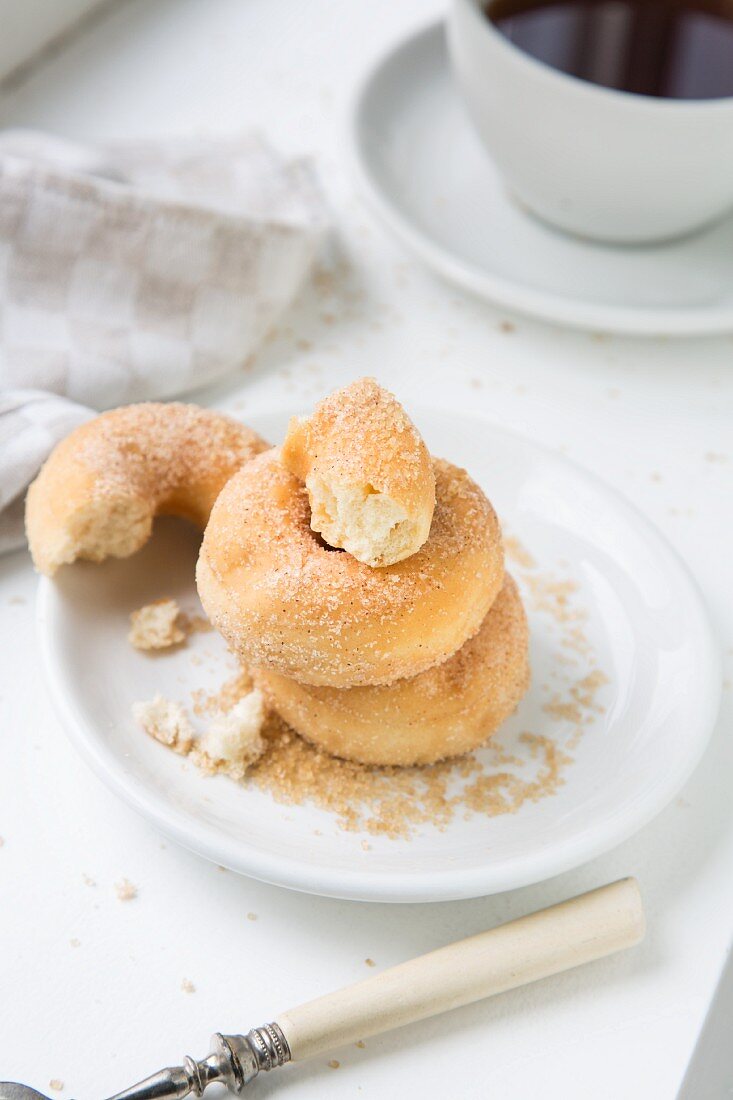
[38,408,720,902]
[348,22,733,336]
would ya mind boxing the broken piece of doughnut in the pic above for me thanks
[282,378,435,567]
[26,402,268,575]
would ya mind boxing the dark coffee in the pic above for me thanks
[486,0,733,99]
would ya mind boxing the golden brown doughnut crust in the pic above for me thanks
[197,448,505,688]
[254,575,529,766]
[26,402,269,575]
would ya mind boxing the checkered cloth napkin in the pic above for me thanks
[0,128,327,555]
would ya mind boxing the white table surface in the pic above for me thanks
[0,2,731,1097]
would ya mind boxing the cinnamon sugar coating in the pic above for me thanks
[254,575,529,766]
[197,448,504,687]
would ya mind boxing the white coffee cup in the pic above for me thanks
[447,0,733,243]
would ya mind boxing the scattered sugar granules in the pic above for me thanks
[247,713,569,840]
[133,695,194,755]
[138,539,609,842]
[115,878,137,902]
[192,670,254,717]
[175,640,595,841]
[181,978,196,994]
[180,613,213,635]
[504,535,537,571]
[244,541,606,837]
[129,599,186,650]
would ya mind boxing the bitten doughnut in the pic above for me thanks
[197,448,504,688]
[26,403,268,576]
[282,377,435,567]
[254,575,529,766]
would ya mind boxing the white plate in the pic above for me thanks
[347,22,733,336]
[38,408,720,902]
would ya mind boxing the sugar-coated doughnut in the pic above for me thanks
[282,377,435,567]
[26,403,268,575]
[197,448,504,688]
[253,575,529,766]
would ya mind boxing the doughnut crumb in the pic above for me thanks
[129,599,212,650]
[115,877,138,902]
[129,598,186,650]
[190,689,266,780]
[133,694,194,754]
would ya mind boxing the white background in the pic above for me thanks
[0,2,731,1097]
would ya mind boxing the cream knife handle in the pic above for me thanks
[276,877,644,1061]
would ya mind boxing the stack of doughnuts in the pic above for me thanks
[198,379,529,766]
[25,382,529,768]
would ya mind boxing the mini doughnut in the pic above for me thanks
[196,448,504,688]
[26,403,269,576]
[253,575,529,766]
[282,377,435,567]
